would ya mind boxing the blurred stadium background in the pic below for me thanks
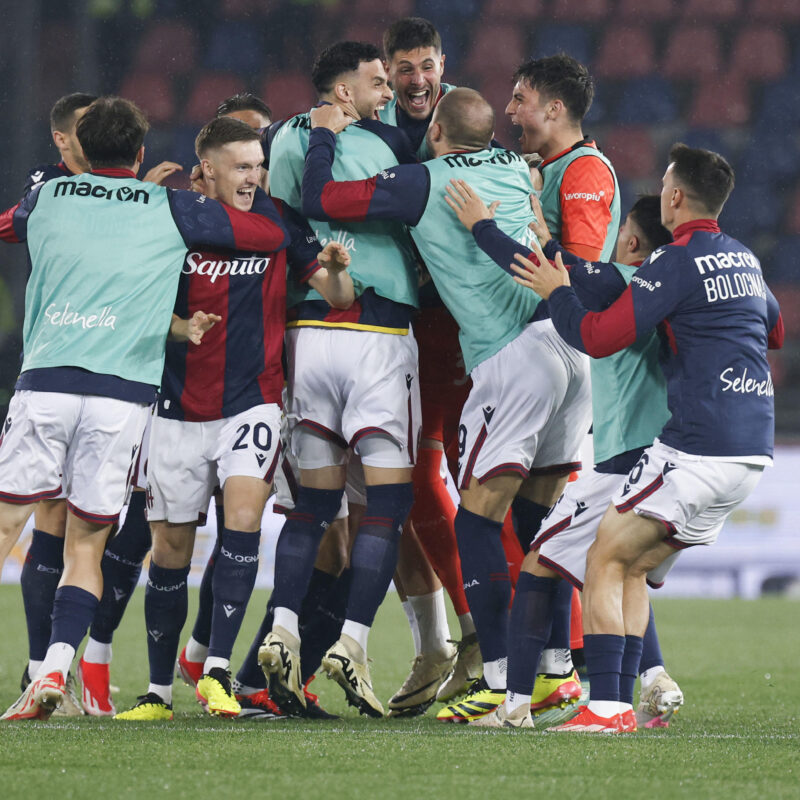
[0,0,797,596]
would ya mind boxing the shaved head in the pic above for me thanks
[434,88,495,150]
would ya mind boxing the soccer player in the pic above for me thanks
[301,87,591,723]
[0,96,293,721]
[16,92,183,717]
[377,16,471,716]
[173,92,274,699]
[448,183,683,728]
[259,41,421,719]
[503,54,621,712]
[112,116,353,722]
[512,144,783,733]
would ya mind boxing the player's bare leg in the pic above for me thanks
[0,500,36,577]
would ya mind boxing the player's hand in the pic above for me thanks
[142,161,183,185]
[444,179,500,232]
[171,311,222,344]
[189,163,207,194]
[318,242,351,273]
[510,235,570,299]
[186,311,221,345]
[310,104,355,133]
[528,193,552,245]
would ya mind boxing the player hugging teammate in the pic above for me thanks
[0,16,783,732]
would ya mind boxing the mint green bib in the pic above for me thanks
[590,263,670,463]
[411,149,542,373]
[269,113,418,310]
[23,175,187,386]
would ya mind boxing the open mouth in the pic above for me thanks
[406,89,430,112]
[237,186,255,200]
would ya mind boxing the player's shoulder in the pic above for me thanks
[348,119,416,165]
[23,162,70,195]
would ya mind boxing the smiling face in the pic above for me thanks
[386,46,445,121]
[202,139,264,211]
[505,80,555,158]
[344,58,394,120]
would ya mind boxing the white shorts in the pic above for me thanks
[535,468,679,589]
[285,327,421,470]
[458,320,591,488]
[612,439,765,549]
[147,404,282,524]
[0,390,148,524]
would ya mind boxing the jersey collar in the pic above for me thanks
[672,218,720,243]
[540,136,595,169]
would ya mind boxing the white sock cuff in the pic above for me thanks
[83,637,113,665]
[273,607,300,641]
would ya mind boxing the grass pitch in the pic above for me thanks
[0,587,797,800]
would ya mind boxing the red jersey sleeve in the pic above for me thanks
[559,155,616,261]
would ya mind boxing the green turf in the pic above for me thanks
[0,586,797,799]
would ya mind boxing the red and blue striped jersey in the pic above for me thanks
[158,199,321,421]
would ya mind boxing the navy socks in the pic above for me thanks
[454,506,510,663]
[510,496,550,552]
[145,562,190,686]
[270,487,343,614]
[345,483,414,627]
[584,633,625,702]
[50,585,98,650]
[506,572,559,695]
[90,492,151,644]
[21,529,64,661]
[640,604,664,673]
[620,635,644,705]
[207,529,260,660]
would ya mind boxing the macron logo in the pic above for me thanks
[649,248,665,263]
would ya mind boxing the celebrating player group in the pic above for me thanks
[0,16,783,733]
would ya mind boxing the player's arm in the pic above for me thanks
[765,284,784,350]
[0,184,43,244]
[279,201,354,309]
[169,311,222,344]
[512,239,689,357]
[559,156,617,260]
[446,179,626,310]
[301,126,428,226]
[168,185,290,252]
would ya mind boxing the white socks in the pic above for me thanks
[640,665,665,690]
[37,642,75,681]
[483,657,507,691]
[148,683,172,705]
[340,620,370,656]
[539,647,574,676]
[401,599,422,655]
[587,700,622,718]
[458,613,476,639]
[184,635,209,664]
[203,656,230,674]
[273,607,300,641]
[408,589,451,655]
[505,690,531,714]
[83,637,112,665]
